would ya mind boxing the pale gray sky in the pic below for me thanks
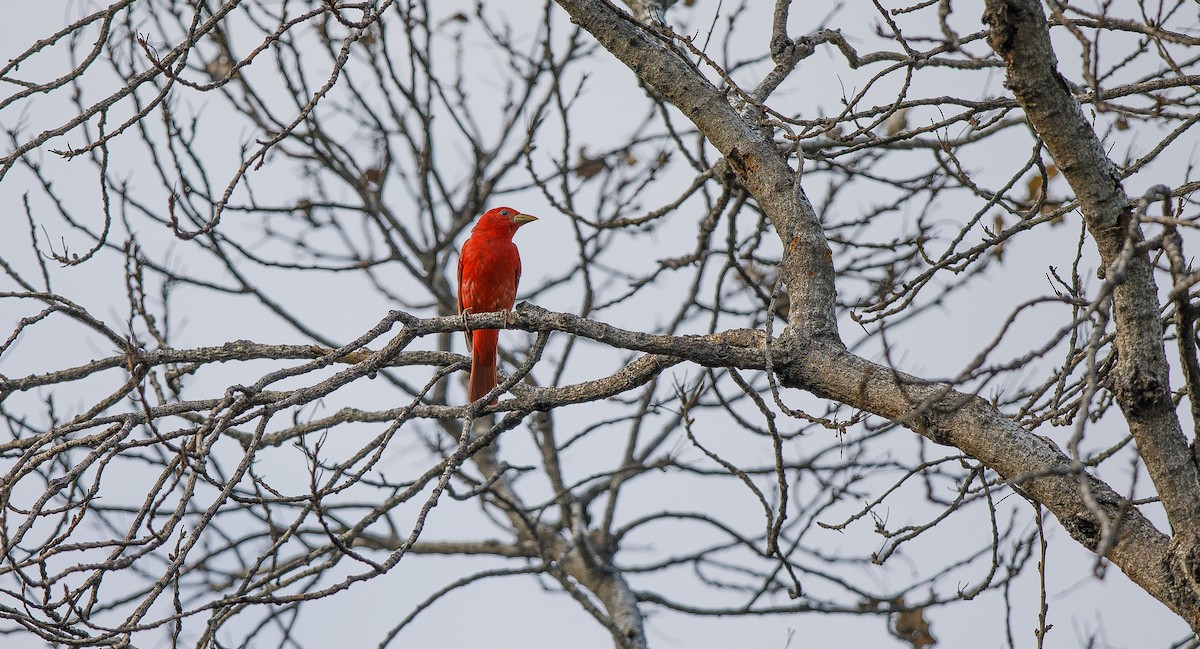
[0,2,1193,647]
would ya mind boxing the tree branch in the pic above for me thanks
[555,0,839,340]
[554,0,1200,630]
[983,0,1200,620]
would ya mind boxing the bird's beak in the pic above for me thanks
[512,213,538,225]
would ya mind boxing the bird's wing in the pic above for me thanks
[456,248,465,313]
[457,245,472,350]
[515,255,522,294]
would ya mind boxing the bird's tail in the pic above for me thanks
[468,329,499,404]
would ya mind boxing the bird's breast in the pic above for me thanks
[460,237,521,312]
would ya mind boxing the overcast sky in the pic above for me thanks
[1,2,1195,647]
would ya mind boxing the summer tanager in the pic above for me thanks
[457,206,538,404]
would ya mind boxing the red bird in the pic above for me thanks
[457,206,538,404]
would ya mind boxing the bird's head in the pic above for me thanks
[476,206,538,237]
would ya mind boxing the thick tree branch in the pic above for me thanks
[7,2,1198,645]
[983,0,1200,598]
[554,0,1200,631]
[790,338,1195,628]
[555,0,839,340]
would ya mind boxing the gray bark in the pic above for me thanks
[554,0,1200,632]
[983,0,1200,627]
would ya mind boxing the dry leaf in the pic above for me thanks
[574,147,608,179]
[885,108,909,136]
[1024,164,1059,203]
[1044,200,1066,224]
[894,606,936,648]
[992,213,1005,261]
[359,30,376,48]
[360,167,382,188]
[439,12,468,28]
[1025,175,1043,202]
[205,54,234,81]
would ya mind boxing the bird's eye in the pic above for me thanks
[500,209,510,216]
